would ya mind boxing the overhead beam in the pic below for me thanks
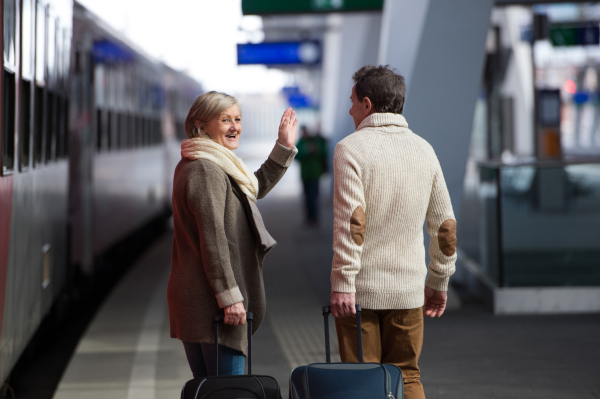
[495,0,590,4]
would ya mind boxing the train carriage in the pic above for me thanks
[0,0,202,382]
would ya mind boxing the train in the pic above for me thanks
[0,0,202,381]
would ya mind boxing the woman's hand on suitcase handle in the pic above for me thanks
[224,302,247,325]
[330,292,356,317]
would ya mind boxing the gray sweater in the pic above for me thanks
[168,142,297,355]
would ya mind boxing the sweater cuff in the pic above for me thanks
[215,286,244,308]
[425,274,450,292]
[269,141,298,167]
[331,273,356,293]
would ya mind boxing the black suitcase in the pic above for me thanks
[289,305,404,399]
[180,312,282,399]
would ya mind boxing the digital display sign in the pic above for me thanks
[242,0,383,15]
[237,41,321,65]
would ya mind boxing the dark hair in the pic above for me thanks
[352,65,406,114]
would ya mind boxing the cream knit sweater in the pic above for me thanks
[331,113,457,310]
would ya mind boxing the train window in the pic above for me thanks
[3,0,16,67]
[33,86,44,165]
[47,15,56,84]
[22,0,34,78]
[19,80,32,170]
[135,115,140,148]
[128,114,135,149]
[35,2,46,84]
[45,91,55,163]
[1,70,16,175]
[56,96,65,158]
[95,64,104,107]
[107,111,112,150]
[96,109,102,152]
[154,120,161,145]
[119,113,126,149]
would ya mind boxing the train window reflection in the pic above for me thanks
[2,70,16,175]
[3,0,16,66]
[33,86,44,165]
[20,80,32,170]
[22,0,34,77]
[36,3,46,83]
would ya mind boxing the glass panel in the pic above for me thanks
[2,70,16,174]
[22,0,33,77]
[501,164,600,287]
[64,29,71,81]
[96,109,102,152]
[20,80,32,169]
[107,111,112,150]
[47,15,55,84]
[461,163,600,287]
[36,3,46,83]
[3,0,16,66]
[33,85,44,165]
[56,96,65,158]
[95,64,105,107]
[55,20,62,85]
[63,99,69,156]
[45,91,55,162]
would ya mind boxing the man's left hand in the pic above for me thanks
[424,286,447,318]
[330,292,356,317]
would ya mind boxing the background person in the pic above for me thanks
[329,66,457,399]
[167,91,298,378]
[295,125,328,226]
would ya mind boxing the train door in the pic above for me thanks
[68,31,94,275]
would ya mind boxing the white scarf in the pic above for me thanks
[181,137,259,203]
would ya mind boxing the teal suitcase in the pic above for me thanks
[289,306,403,399]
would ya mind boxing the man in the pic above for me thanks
[330,65,457,399]
[295,125,328,226]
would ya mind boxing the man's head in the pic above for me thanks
[349,65,406,129]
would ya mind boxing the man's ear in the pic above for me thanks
[363,96,373,114]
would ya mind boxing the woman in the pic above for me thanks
[167,91,298,378]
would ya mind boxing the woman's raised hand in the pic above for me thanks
[278,107,298,148]
[224,302,246,326]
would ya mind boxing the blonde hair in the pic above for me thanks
[184,91,241,139]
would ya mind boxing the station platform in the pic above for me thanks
[52,143,600,399]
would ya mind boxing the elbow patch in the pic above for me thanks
[438,219,457,256]
[350,206,366,246]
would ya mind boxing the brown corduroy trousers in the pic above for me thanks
[335,307,425,399]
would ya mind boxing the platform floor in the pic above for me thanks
[53,143,600,399]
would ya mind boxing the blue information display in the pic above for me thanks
[237,41,321,65]
[93,40,135,63]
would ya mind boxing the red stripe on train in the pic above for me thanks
[0,176,14,343]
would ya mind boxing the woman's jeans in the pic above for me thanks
[182,341,245,378]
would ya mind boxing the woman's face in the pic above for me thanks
[201,104,242,150]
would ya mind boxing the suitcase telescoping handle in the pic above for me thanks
[322,305,363,363]
[213,312,253,376]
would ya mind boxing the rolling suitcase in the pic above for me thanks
[180,312,282,399]
[289,305,404,399]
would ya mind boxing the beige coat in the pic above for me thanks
[167,142,297,355]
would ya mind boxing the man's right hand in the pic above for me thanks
[330,292,356,317]
[424,286,447,318]
[224,302,246,325]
